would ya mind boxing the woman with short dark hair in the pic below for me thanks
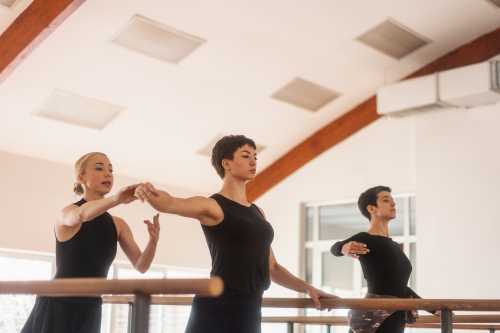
[135,134,336,333]
[331,186,432,333]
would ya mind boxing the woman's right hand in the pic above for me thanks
[115,184,139,204]
[135,182,160,202]
[341,241,369,258]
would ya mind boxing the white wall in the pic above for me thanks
[0,150,211,270]
[416,103,500,298]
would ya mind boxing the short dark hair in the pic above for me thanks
[357,186,392,220]
[211,135,256,178]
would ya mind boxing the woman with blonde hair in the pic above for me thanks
[21,152,160,333]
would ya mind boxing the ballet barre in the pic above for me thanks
[102,295,500,333]
[0,277,223,333]
[262,314,500,324]
[261,315,500,333]
[105,295,500,310]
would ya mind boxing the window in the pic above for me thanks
[302,195,417,333]
[0,250,54,332]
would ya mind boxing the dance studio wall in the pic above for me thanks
[0,150,211,269]
[256,116,416,296]
[415,103,500,298]
[257,102,500,299]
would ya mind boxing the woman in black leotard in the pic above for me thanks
[134,135,336,333]
[21,152,160,333]
[331,186,432,333]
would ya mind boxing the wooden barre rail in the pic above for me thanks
[418,315,500,324]
[409,324,500,330]
[0,277,223,297]
[261,318,500,331]
[102,296,500,311]
[261,315,500,325]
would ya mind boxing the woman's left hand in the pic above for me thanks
[144,214,160,243]
[306,286,339,310]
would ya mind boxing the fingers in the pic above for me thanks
[351,242,369,253]
[135,187,147,202]
[143,182,159,196]
[346,242,369,256]
[122,184,140,197]
[144,214,160,240]
[307,288,323,310]
[312,294,322,310]
[128,184,140,191]
[316,292,339,311]
[133,182,159,202]
[135,185,155,202]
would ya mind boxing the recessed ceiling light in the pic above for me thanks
[35,89,124,130]
[357,18,430,59]
[272,77,340,112]
[0,0,19,8]
[112,14,205,64]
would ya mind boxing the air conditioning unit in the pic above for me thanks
[439,61,500,107]
[377,60,500,116]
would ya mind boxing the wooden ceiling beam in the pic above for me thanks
[0,0,85,82]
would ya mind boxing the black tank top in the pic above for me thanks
[201,194,274,295]
[55,198,117,279]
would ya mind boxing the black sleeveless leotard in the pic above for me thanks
[185,193,274,333]
[21,198,117,333]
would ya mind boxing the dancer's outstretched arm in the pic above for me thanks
[59,184,138,227]
[134,182,222,226]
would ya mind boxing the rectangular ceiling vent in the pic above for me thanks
[485,0,500,8]
[197,134,266,157]
[271,77,340,112]
[0,0,20,8]
[35,89,124,130]
[357,18,430,59]
[113,14,205,64]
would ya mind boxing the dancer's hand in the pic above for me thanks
[144,214,160,244]
[135,182,160,202]
[341,241,369,258]
[115,184,139,204]
[411,310,419,319]
[306,286,338,310]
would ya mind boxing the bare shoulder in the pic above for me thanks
[57,203,80,227]
[112,215,129,235]
[56,203,82,240]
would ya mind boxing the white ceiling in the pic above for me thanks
[0,0,499,194]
